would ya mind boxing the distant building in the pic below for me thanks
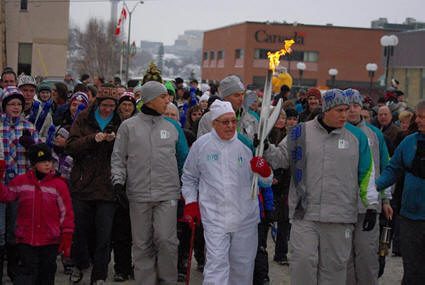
[371,17,425,31]
[390,29,425,106]
[174,30,203,50]
[140,40,163,55]
[202,21,392,91]
[4,0,69,77]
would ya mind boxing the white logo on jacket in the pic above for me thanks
[338,139,349,149]
[160,130,170,139]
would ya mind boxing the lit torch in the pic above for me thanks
[251,39,295,199]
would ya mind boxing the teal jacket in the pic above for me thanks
[376,132,425,220]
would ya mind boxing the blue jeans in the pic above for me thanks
[71,199,116,282]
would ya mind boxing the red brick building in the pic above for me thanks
[202,21,393,90]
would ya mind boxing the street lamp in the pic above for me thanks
[124,0,144,85]
[365,63,378,97]
[380,34,398,89]
[296,62,306,87]
[328,68,338,88]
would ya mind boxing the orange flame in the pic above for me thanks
[267,39,295,72]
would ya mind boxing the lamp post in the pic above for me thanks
[296,62,306,87]
[124,0,144,85]
[380,34,398,89]
[328,68,338,88]
[365,63,378,97]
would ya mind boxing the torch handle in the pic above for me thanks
[251,69,274,199]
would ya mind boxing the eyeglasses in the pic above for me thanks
[6,103,22,107]
[215,118,237,126]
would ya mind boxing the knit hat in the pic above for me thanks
[199,93,210,102]
[56,127,70,140]
[164,81,176,96]
[2,86,25,111]
[17,74,37,88]
[322,89,349,112]
[28,143,53,165]
[285,108,298,118]
[201,83,210,93]
[96,86,118,104]
[119,92,136,106]
[71,92,89,107]
[218,75,245,98]
[140,81,168,104]
[343,88,363,107]
[243,90,258,110]
[36,83,52,93]
[210,100,235,121]
[306,88,321,100]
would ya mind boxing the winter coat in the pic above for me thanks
[356,120,391,213]
[53,103,69,126]
[376,132,425,221]
[0,114,39,183]
[265,117,378,223]
[0,170,74,246]
[268,128,290,221]
[376,122,401,146]
[111,113,189,202]
[182,129,259,232]
[66,105,121,201]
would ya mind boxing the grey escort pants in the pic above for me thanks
[130,200,178,285]
[346,213,379,285]
[290,219,354,285]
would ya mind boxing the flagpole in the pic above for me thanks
[120,41,124,81]
[124,1,144,86]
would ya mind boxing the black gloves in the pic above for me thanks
[362,209,377,231]
[19,129,35,149]
[253,134,269,151]
[114,184,129,209]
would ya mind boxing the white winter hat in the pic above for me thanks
[200,93,210,102]
[201,83,210,93]
[210,100,235,121]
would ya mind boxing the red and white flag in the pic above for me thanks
[115,7,127,36]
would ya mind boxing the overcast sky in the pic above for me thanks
[70,0,424,45]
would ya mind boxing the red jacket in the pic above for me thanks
[0,170,74,246]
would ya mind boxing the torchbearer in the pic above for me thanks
[182,100,272,285]
[264,89,379,285]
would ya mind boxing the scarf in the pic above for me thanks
[287,123,307,219]
[95,108,114,131]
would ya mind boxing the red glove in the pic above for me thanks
[0,160,5,180]
[183,202,201,223]
[250,156,272,178]
[58,233,73,258]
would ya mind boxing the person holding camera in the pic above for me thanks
[66,92,121,284]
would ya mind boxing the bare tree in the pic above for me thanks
[68,18,122,79]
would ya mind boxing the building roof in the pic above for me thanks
[205,21,399,33]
